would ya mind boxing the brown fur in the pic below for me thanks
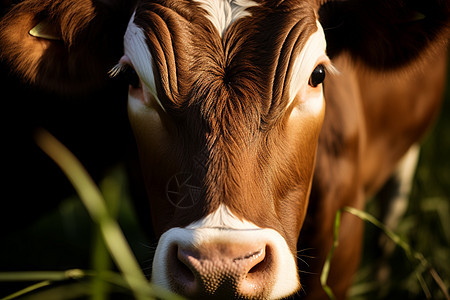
[0,0,136,93]
[0,0,448,299]
[132,0,319,251]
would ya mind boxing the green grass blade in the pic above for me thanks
[91,227,111,300]
[343,207,414,259]
[35,129,148,300]
[34,129,184,300]
[343,206,449,300]
[320,209,341,300]
[321,207,449,300]
[0,270,85,282]
[91,175,123,300]
[415,272,432,299]
[1,281,51,300]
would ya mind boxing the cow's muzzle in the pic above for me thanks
[152,227,300,299]
[169,241,272,298]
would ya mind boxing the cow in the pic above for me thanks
[0,0,448,299]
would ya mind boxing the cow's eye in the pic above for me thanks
[122,65,141,89]
[309,64,325,88]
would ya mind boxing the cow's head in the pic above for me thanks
[118,1,331,298]
[2,0,447,298]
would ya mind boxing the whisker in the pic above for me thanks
[140,243,157,250]
[297,247,315,254]
[298,269,317,275]
[297,256,310,267]
[141,265,153,272]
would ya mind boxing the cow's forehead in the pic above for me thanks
[132,0,319,55]
[130,0,319,115]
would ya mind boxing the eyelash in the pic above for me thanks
[109,63,141,89]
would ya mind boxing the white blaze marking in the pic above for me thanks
[193,0,258,37]
[288,21,328,112]
[186,203,258,230]
[123,11,164,110]
[152,204,299,299]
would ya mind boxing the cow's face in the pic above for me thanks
[121,0,329,298]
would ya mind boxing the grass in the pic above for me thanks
[0,130,183,300]
[321,206,449,300]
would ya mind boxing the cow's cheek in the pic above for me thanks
[284,93,325,237]
[127,92,180,235]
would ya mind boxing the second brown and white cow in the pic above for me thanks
[0,0,448,299]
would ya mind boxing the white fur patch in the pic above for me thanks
[123,11,164,110]
[193,0,258,37]
[186,204,259,230]
[152,204,299,299]
[288,21,329,111]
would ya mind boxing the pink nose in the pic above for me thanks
[167,242,274,298]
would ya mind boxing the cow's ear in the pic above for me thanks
[0,0,136,94]
[318,0,449,70]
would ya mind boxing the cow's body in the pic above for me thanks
[0,0,448,299]
[300,49,448,298]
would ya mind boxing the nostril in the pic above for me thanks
[167,245,197,294]
[176,247,196,282]
[248,245,272,275]
[240,245,273,296]
[248,248,269,274]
